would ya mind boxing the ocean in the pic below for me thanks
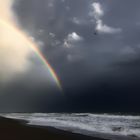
[1,113,140,140]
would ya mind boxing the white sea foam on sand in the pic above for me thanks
[2,113,140,140]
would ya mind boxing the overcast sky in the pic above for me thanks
[0,0,140,113]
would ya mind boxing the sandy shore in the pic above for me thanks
[0,117,107,140]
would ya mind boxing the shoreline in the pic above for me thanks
[0,116,140,140]
[0,116,106,140]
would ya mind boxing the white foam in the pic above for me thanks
[2,113,140,139]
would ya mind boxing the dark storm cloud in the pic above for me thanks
[1,0,140,113]
[0,71,64,112]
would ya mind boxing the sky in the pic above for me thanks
[0,0,140,113]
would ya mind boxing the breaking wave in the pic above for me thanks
[2,113,140,139]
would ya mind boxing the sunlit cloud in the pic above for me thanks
[91,2,122,34]
[0,0,31,83]
[64,32,83,48]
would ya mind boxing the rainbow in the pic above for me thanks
[0,19,62,91]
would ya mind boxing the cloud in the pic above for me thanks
[96,20,122,34]
[72,17,81,25]
[67,54,83,63]
[0,0,14,22]
[68,32,83,42]
[92,2,104,19]
[49,32,56,38]
[71,17,87,25]
[64,32,83,48]
[48,0,55,7]
[0,0,32,83]
[91,2,122,34]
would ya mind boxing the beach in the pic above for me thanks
[0,116,107,140]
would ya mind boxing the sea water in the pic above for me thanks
[1,113,140,139]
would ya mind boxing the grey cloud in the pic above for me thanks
[2,0,139,112]
[90,2,122,34]
[13,0,140,88]
[63,32,83,48]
